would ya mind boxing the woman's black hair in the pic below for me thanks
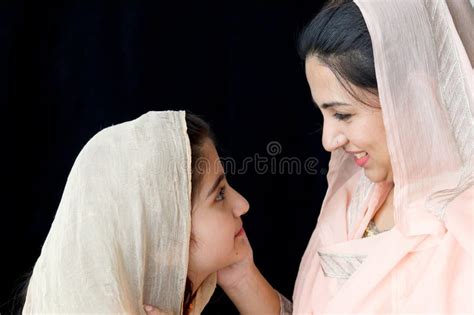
[298,0,378,104]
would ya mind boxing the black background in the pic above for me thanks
[0,1,328,313]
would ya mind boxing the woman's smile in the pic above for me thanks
[353,152,369,167]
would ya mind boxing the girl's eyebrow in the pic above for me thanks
[206,173,226,198]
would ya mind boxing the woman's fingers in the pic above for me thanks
[143,305,170,315]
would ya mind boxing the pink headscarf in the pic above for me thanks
[293,0,473,313]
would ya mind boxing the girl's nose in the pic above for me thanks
[230,187,250,217]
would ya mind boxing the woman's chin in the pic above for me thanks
[364,168,383,183]
[364,168,392,184]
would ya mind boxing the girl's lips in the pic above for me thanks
[354,153,369,167]
[235,227,244,237]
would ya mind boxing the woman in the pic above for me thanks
[22,111,251,314]
[146,0,473,314]
[293,0,473,312]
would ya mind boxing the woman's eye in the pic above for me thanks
[334,113,352,121]
[215,187,225,201]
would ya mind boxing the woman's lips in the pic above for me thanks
[235,227,244,237]
[354,153,369,167]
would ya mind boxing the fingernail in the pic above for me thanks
[144,305,153,312]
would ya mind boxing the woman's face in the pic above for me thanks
[188,139,250,287]
[305,56,393,183]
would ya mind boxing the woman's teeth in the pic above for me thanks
[354,152,368,159]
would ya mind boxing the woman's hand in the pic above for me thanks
[143,233,279,315]
[143,305,171,315]
[216,230,255,291]
[216,232,280,314]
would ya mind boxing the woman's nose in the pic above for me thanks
[322,123,348,152]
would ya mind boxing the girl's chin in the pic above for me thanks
[229,243,248,259]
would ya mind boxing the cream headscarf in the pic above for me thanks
[294,0,473,313]
[23,111,216,314]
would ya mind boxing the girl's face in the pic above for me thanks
[305,56,393,183]
[188,139,250,288]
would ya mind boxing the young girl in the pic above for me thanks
[22,111,251,314]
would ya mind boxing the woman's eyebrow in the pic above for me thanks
[313,100,351,109]
[206,173,226,198]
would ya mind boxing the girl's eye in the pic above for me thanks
[334,113,352,121]
[215,187,225,201]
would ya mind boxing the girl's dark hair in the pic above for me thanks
[298,0,378,104]
[183,112,214,314]
[185,112,215,202]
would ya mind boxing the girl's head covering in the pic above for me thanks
[294,0,473,313]
[23,111,216,314]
